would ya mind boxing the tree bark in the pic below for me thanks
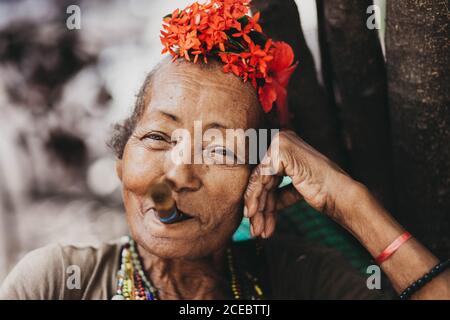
[316,0,394,209]
[251,0,347,167]
[386,0,450,258]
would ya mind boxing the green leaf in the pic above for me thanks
[237,15,249,27]
[248,31,267,47]
[226,34,246,51]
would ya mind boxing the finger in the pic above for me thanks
[257,188,268,212]
[245,140,284,218]
[244,166,264,217]
[247,175,278,217]
[244,166,272,218]
[262,192,277,238]
[250,209,265,238]
[275,184,304,211]
[263,211,277,239]
[257,175,282,213]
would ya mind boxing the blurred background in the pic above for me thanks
[2,0,448,285]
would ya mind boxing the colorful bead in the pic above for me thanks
[112,236,264,300]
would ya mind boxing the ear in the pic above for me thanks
[116,159,123,182]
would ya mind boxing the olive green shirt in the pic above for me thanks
[0,236,389,300]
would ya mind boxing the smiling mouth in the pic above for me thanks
[153,206,195,224]
[174,207,195,221]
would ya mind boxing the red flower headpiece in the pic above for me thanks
[160,0,298,125]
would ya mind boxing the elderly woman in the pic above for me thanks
[1,0,449,300]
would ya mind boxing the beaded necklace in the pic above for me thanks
[112,236,264,300]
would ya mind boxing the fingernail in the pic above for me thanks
[262,231,267,239]
[250,225,254,237]
[243,206,248,217]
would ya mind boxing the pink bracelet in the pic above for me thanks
[375,232,412,264]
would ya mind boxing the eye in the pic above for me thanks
[204,145,239,165]
[145,133,164,141]
[214,147,232,157]
[141,132,170,150]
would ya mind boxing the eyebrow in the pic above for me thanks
[157,110,180,123]
[155,109,235,130]
[204,122,231,131]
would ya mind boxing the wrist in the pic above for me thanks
[331,176,393,230]
[325,172,365,224]
[334,179,406,255]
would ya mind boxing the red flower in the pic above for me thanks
[232,12,262,44]
[219,53,242,76]
[160,1,299,126]
[258,41,298,125]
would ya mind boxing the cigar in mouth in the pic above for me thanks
[148,182,189,224]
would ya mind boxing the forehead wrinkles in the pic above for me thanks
[141,61,263,128]
[162,70,248,96]
[155,70,256,118]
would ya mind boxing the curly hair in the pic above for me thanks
[107,67,156,159]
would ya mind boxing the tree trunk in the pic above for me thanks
[316,0,394,209]
[251,0,347,167]
[386,0,450,258]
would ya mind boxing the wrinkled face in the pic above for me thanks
[117,59,263,259]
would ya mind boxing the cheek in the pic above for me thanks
[121,141,165,195]
[120,141,167,227]
[203,166,251,213]
[198,167,250,247]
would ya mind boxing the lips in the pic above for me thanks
[143,198,197,224]
[149,205,195,224]
[176,207,195,220]
[171,200,197,220]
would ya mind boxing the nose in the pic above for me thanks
[164,162,202,193]
[164,130,202,193]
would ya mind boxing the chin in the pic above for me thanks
[126,204,243,259]
[132,228,231,260]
